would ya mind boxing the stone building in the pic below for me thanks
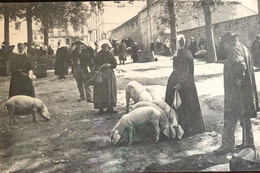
[85,1,146,43]
[109,0,257,52]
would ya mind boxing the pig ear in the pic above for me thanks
[111,130,121,145]
[177,125,184,139]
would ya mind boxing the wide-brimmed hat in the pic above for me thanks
[221,32,239,42]
[72,40,84,45]
[101,43,110,48]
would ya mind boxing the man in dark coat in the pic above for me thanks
[131,42,138,62]
[9,43,35,98]
[118,40,127,65]
[71,41,93,102]
[214,33,259,154]
[188,37,198,56]
[251,34,260,66]
[55,46,69,79]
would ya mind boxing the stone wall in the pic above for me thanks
[179,14,259,48]
[110,15,140,42]
[110,2,259,51]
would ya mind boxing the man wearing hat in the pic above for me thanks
[251,34,260,67]
[214,32,259,154]
[70,40,93,102]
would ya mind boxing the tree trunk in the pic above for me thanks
[4,5,10,46]
[258,0,260,28]
[43,24,49,46]
[202,0,217,63]
[26,6,33,49]
[167,0,177,53]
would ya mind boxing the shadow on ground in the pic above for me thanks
[144,153,229,172]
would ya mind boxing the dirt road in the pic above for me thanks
[1,56,260,172]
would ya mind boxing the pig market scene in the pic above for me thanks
[1,0,260,172]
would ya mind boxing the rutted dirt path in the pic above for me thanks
[0,56,260,172]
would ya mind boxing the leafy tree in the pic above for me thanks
[1,2,90,48]
[0,4,23,47]
[34,2,90,46]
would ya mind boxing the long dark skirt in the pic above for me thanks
[93,67,117,109]
[165,72,205,137]
[9,72,35,98]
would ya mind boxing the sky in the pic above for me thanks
[238,0,257,12]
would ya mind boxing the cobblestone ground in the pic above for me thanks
[0,55,260,172]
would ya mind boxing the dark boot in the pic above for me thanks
[98,109,104,114]
[106,107,118,113]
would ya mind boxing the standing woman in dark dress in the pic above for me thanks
[9,43,35,98]
[93,43,118,114]
[165,35,205,137]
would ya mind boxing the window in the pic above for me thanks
[34,35,37,40]
[15,22,21,30]
[40,36,43,40]
[49,30,54,37]
[66,38,70,45]
[58,30,61,36]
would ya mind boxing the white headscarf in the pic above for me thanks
[176,34,186,50]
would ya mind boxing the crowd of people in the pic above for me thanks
[4,31,260,155]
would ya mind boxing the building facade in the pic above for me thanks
[0,1,146,51]
[109,0,258,51]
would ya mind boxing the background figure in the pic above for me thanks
[188,37,198,56]
[0,44,14,76]
[70,41,93,102]
[214,33,259,154]
[93,43,117,114]
[9,43,35,98]
[198,38,207,51]
[165,35,205,137]
[118,40,127,65]
[131,42,138,62]
[48,46,54,56]
[155,39,162,54]
[55,46,69,79]
[150,40,155,54]
[164,39,172,56]
[251,34,260,67]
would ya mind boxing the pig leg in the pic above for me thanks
[152,120,160,143]
[9,107,15,125]
[32,108,39,123]
[126,89,131,113]
[127,126,134,146]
